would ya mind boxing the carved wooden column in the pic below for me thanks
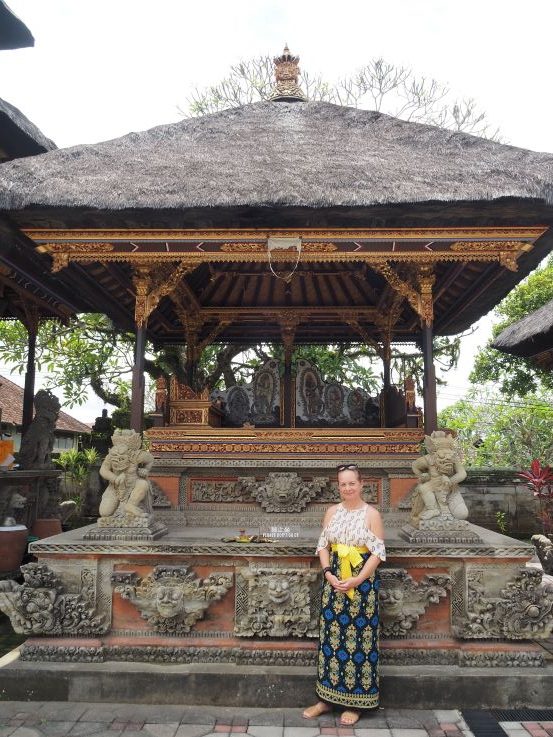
[370,263,437,432]
[130,261,197,432]
[381,337,392,428]
[18,303,40,438]
[421,323,437,434]
[130,324,147,432]
[419,267,437,434]
[279,313,300,427]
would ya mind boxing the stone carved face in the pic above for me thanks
[434,448,455,475]
[109,448,131,473]
[266,576,291,605]
[154,584,185,618]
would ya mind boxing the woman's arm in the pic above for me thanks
[318,505,341,590]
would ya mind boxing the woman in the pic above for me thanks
[303,463,386,726]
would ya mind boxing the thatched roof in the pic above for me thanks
[492,298,553,357]
[0,98,56,160]
[0,1,33,50]
[0,101,553,211]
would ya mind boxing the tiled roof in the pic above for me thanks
[0,375,92,433]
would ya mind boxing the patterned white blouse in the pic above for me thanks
[316,503,386,561]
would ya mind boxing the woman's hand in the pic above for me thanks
[325,572,341,590]
[334,575,362,593]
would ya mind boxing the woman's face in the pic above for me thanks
[337,469,364,505]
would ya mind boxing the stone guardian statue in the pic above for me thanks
[84,429,167,540]
[411,431,468,526]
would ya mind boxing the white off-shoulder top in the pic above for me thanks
[316,503,386,561]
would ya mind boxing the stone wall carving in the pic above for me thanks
[18,642,544,668]
[235,565,319,637]
[454,567,553,640]
[0,563,105,635]
[190,474,379,509]
[531,534,553,575]
[237,473,329,512]
[379,569,451,637]
[112,565,232,635]
[150,480,171,508]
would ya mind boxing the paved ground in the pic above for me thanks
[0,702,552,737]
[0,703,472,737]
[0,702,541,737]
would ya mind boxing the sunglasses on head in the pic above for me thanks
[336,464,359,472]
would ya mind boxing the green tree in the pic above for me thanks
[439,387,553,468]
[470,255,553,397]
[186,56,499,139]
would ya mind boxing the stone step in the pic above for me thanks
[1,658,552,708]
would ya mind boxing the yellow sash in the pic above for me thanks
[330,544,369,599]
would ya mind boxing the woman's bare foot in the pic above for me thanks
[302,701,332,719]
[340,710,361,726]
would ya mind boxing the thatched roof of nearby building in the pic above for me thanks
[0,101,552,211]
[0,97,56,161]
[0,1,33,50]
[0,375,91,433]
[492,298,553,357]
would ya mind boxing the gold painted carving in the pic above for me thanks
[372,263,434,325]
[449,240,528,251]
[26,227,547,241]
[148,441,422,455]
[133,261,196,327]
[418,265,435,325]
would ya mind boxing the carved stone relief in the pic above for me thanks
[0,563,105,635]
[235,565,319,637]
[238,473,329,513]
[151,480,171,508]
[379,569,451,637]
[190,473,379,510]
[112,565,233,635]
[454,567,553,640]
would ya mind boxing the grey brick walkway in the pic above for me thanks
[0,703,477,737]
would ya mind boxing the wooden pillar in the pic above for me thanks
[381,337,391,427]
[21,322,37,436]
[130,323,147,432]
[421,322,438,434]
[280,316,299,428]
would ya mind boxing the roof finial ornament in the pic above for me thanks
[269,44,307,102]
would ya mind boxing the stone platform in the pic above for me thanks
[14,517,549,668]
[1,656,553,707]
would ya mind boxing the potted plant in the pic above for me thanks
[518,459,553,575]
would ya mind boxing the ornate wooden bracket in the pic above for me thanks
[133,261,196,327]
[14,300,40,334]
[344,317,384,358]
[372,262,435,326]
[276,310,302,363]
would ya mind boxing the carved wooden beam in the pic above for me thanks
[372,263,435,326]
[132,261,196,327]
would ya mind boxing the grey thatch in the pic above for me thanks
[0,97,56,156]
[0,1,33,49]
[492,298,553,357]
[1,101,553,211]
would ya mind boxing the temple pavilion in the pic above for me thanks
[0,48,553,702]
[0,46,552,446]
